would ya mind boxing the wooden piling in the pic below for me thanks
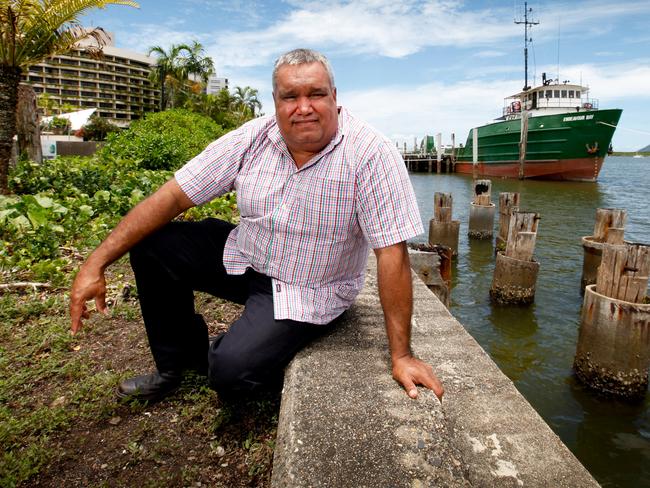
[581,208,627,290]
[408,243,452,307]
[429,192,460,256]
[468,179,496,239]
[490,211,541,304]
[574,242,650,400]
[496,192,520,251]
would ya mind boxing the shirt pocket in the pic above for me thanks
[299,174,356,243]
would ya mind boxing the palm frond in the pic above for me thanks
[0,0,139,68]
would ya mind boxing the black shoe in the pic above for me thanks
[117,371,183,403]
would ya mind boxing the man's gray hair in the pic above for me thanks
[272,48,335,93]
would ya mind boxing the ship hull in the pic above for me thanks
[455,108,622,182]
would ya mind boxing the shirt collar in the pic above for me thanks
[268,106,347,164]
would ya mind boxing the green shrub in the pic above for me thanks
[76,115,120,141]
[101,109,223,171]
[41,116,70,133]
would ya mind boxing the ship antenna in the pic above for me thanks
[515,2,539,91]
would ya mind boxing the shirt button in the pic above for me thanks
[282,204,287,210]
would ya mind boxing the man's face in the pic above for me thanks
[273,62,338,156]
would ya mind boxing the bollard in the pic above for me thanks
[496,192,520,252]
[574,242,650,400]
[581,208,627,290]
[408,243,452,307]
[468,179,496,239]
[428,192,461,256]
[490,211,540,304]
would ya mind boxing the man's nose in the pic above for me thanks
[296,96,312,114]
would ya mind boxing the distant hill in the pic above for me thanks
[640,144,650,152]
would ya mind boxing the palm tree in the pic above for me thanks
[0,0,138,194]
[182,41,214,83]
[232,86,262,118]
[148,41,214,111]
[148,44,188,111]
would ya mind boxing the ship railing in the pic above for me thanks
[502,97,599,116]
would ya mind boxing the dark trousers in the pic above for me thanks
[129,218,335,394]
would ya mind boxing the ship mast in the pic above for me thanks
[515,2,539,91]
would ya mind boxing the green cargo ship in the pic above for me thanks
[455,3,622,181]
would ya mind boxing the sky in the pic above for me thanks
[81,0,650,151]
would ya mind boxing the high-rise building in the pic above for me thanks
[22,31,160,127]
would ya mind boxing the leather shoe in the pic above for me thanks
[117,371,183,403]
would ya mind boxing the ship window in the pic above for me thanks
[545,90,552,98]
[561,90,567,98]
[569,90,574,97]
[576,90,581,98]
[554,90,560,98]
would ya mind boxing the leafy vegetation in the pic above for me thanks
[100,109,225,171]
[183,86,263,130]
[40,116,70,133]
[0,0,139,194]
[75,114,121,141]
[3,145,236,287]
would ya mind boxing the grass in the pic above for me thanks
[0,259,280,487]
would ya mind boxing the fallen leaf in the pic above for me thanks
[50,396,66,408]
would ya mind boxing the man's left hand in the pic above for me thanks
[392,354,444,401]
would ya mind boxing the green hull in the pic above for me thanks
[455,109,622,181]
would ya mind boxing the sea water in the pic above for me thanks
[409,156,650,488]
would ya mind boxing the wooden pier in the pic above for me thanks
[401,133,459,173]
[403,153,456,173]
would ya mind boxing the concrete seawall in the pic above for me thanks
[271,255,599,487]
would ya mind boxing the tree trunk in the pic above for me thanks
[0,66,22,194]
[17,83,42,164]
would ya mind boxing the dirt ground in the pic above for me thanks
[5,266,280,488]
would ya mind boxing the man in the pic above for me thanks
[70,48,444,403]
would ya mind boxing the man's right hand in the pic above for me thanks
[70,264,109,334]
[68,178,195,335]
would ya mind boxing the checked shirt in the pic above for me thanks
[175,107,423,324]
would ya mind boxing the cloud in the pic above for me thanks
[473,50,507,58]
[205,0,650,69]
[553,62,650,101]
[208,0,518,69]
[113,24,209,54]
[341,78,521,147]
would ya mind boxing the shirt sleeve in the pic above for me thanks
[174,127,246,205]
[355,141,424,249]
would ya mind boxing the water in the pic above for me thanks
[409,157,650,488]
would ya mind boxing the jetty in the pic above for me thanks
[403,152,456,173]
[271,254,598,487]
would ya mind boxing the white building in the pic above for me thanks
[205,75,229,95]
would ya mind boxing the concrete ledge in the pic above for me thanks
[271,255,599,487]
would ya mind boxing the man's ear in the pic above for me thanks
[333,87,337,102]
